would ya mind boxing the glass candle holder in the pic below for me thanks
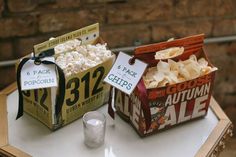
[83,111,106,148]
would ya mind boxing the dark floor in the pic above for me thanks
[219,138,236,157]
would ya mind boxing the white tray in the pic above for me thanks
[0,84,233,157]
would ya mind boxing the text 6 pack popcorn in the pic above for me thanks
[114,34,217,136]
[16,23,115,130]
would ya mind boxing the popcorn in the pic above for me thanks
[55,40,113,77]
[55,39,82,54]
[143,54,217,89]
[154,47,184,60]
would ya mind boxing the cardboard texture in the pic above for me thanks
[115,34,217,136]
[17,23,115,130]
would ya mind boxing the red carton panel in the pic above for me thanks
[114,34,216,136]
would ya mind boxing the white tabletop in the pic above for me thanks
[7,90,218,157]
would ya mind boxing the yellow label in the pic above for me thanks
[21,52,115,130]
[62,56,115,124]
[22,88,53,128]
[34,23,99,53]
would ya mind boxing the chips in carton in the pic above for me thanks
[16,23,115,130]
[114,34,217,136]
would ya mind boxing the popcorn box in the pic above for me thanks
[114,34,217,136]
[17,23,115,130]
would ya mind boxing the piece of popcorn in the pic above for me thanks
[55,40,113,77]
[76,45,88,56]
[54,39,82,54]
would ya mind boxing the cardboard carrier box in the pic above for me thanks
[114,34,217,136]
[16,23,115,130]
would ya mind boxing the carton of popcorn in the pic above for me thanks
[16,23,115,130]
[114,34,217,136]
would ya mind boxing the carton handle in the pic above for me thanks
[133,34,205,67]
[134,34,205,55]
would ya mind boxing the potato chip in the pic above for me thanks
[177,76,185,83]
[168,59,179,72]
[201,66,217,75]
[198,58,208,68]
[153,72,165,83]
[157,60,170,73]
[179,65,191,80]
[189,54,197,61]
[201,66,211,75]
[166,72,179,84]
[158,79,169,87]
[144,67,157,81]
[155,47,184,60]
[185,62,201,79]
[143,54,217,89]
[167,38,175,42]
[145,80,159,89]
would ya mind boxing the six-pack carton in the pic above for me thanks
[114,34,217,136]
[17,23,115,130]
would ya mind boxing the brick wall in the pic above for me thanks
[0,0,236,132]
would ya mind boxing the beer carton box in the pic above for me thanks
[114,34,217,136]
[17,23,115,130]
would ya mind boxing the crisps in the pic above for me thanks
[154,47,184,60]
[143,54,217,89]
